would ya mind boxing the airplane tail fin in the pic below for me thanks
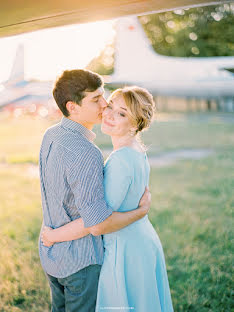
[111,16,158,83]
[7,44,25,85]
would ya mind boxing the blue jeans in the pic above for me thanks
[46,264,101,312]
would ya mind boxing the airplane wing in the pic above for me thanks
[0,1,231,38]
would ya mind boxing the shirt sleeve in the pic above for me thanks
[104,151,132,211]
[67,147,113,228]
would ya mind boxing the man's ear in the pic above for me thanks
[66,101,79,115]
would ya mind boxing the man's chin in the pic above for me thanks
[96,114,102,124]
[92,116,102,125]
[96,118,102,125]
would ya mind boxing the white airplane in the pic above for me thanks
[0,44,53,108]
[0,1,232,109]
[109,16,234,99]
[1,12,234,110]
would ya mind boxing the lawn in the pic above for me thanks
[0,112,233,311]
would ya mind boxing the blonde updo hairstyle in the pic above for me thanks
[109,86,155,134]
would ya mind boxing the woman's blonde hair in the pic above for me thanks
[110,86,155,134]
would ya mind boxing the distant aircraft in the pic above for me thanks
[0,1,232,110]
[108,16,234,100]
[0,45,53,109]
[1,14,234,111]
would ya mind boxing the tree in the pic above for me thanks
[139,3,234,57]
[86,44,114,75]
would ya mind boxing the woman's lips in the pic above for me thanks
[103,119,114,127]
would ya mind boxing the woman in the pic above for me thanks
[42,86,174,312]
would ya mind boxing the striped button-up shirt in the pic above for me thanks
[38,117,113,278]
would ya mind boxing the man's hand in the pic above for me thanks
[41,226,54,247]
[138,186,151,216]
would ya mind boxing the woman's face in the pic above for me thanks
[101,94,135,137]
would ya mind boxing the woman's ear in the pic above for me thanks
[129,127,138,136]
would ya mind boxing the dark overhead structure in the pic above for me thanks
[0,0,231,38]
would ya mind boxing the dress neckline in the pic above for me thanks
[114,146,146,156]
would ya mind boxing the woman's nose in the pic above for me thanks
[105,108,114,120]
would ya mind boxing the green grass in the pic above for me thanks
[0,115,52,164]
[149,147,234,311]
[0,165,50,312]
[0,113,233,311]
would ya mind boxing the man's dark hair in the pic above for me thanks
[53,69,103,117]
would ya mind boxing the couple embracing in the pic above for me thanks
[39,69,173,312]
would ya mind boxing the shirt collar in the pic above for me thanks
[61,117,96,142]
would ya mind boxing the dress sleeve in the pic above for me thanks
[104,151,132,211]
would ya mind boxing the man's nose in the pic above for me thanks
[101,97,108,108]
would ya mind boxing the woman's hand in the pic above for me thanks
[41,226,54,247]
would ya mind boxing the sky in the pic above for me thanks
[0,19,115,84]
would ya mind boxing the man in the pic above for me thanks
[39,69,150,312]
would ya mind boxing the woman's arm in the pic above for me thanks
[41,218,90,247]
[41,186,150,246]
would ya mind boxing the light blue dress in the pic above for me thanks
[95,147,173,312]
